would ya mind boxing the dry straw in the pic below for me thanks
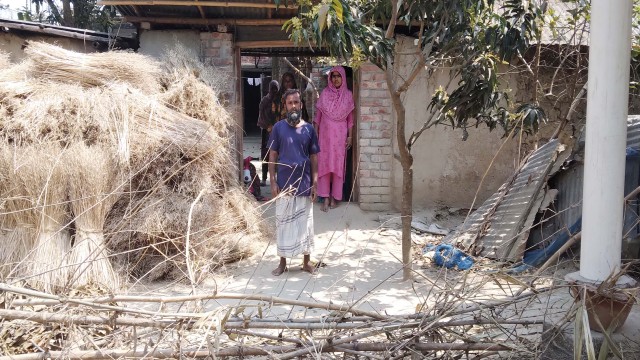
[8,145,71,293]
[24,41,162,94]
[0,147,34,280]
[66,143,122,291]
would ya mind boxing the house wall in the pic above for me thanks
[0,32,100,63]
[357,36,574,211]
[138,30,201,59]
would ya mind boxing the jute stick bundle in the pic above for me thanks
[10,145,71,293]
[66,143,122,290]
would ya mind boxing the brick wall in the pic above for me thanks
[358,63,393,211]
[200,31,236,106]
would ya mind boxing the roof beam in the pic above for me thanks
[236,40,297,48]
[124,16,287,26]
[98,0,297,8]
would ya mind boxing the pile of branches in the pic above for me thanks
[0,42,264,293]
[0,279,554,359]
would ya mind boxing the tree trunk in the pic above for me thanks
[385,69,414,281]
[62,0,73,27]
[45,0,65,25]
[401,163,413,280]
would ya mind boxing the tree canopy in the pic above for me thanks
[280,0,544,137]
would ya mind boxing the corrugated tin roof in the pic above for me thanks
[445,139,571,262]
[0,18,137,48]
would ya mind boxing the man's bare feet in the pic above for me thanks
[301,263,317,275]
[271,265,287,276]
[272,257,287,276]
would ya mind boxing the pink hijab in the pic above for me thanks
[316,66,354,122]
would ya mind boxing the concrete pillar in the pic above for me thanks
[580,0,633,282]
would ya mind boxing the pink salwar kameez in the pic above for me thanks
[314,66,355,201]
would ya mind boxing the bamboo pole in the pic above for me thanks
[123,16,287,26]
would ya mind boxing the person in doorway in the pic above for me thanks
[268,88,320,276]
[314,66,355,212]
[257,79,279,186]
[274,72,309,122]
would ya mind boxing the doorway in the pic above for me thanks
[239,56,358,203]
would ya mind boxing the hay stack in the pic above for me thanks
[66,144,122,290]
[24,41,162,94]
[8,146,71,292]
[106,189,259,282]
[0,42,264,288]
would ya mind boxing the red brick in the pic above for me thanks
[213,58,234,66]
[360,115,382,122]
[375,107,391,115]
[204,48,220,57]
[371,122,391,131]
[372,73,387,81]
[360,98,385,107]
[210,32,233,41]
[361,81,385,90]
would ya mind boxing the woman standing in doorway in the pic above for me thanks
[314,66,354,212]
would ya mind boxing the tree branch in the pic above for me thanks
[384,0,400,40]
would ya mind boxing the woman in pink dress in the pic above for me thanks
[314,66,355,212]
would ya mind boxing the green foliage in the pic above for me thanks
[283,0,391,68]
[27,0,114,31]
[483,0,544,62]
[282,0,543,137]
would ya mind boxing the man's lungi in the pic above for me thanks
[275,195,314,257]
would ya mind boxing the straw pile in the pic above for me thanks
[0,145,72,292]
[0,42,263,292]
[24,42,162,94]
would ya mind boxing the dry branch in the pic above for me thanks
[0,308,176,328]
[0,342,516,360]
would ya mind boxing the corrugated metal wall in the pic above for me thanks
[529,116,640,258]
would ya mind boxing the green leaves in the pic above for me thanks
[283,0,393,67]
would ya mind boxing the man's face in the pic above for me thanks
[285,92,301,113]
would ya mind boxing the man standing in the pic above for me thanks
[268,88,319,276]
[257,80,279,186]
